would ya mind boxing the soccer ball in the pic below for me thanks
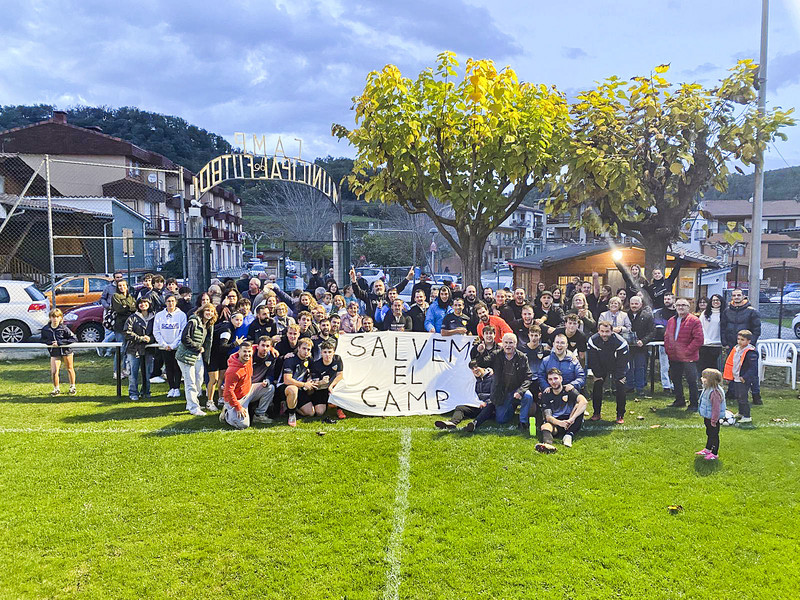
[720,410,737,426]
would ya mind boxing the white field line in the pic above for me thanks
[383,429,412,600]
[0,422,800,435]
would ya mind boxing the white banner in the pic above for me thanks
[329,332,480,416]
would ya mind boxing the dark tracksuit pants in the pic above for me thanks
[669,361,699,407]
[592,373,626,419]
[160,348,180,389]
[729,381,751,418]
[451,405,482,425]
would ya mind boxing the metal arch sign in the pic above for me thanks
[192,133,339,206]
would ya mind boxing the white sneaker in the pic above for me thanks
[189,407,206,417]
[737,416,753,424]
[204,402,219,413]
[171,389,181,398]
[253,415,274,424]
[150,376,166,384]
[563,434,573,448]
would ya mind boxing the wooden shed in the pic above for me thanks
[509,242,721,302]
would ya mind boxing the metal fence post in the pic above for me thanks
[116,347,122,398]
[778,260,786,338]
[178,166,189,283]
[45,154,57,308]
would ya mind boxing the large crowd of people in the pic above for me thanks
[42,257,765,460]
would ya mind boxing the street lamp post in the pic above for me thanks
[749,0,769,309]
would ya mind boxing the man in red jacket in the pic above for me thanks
[220,341,275,429]
[663,297,704,410]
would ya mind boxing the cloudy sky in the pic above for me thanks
[1,0,799,171]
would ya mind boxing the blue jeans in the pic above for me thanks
[495,390,533,424]
[128,353,152,399]
[101,328,115,357]
[627,348,648,392]
[658,345,671,390]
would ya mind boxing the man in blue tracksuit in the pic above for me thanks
[538,333,586,393]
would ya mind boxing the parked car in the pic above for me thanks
[275,276,303,291]
[41,275,112,311]
[769,291,800,304]
[356,267,386,287]
[249,264,268,276]
[494,260,510,272]
[481,276,513,291]
[432,273,462,287]
[791,312,800,339]
[63,302,105,343]
[0,280,50,343]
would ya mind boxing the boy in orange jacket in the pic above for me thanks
[220,341,275,429]
[722,329,758,424]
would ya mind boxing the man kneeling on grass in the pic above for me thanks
[536,367,589,454]
[435,360,493,430]
[220,341,275,429]
[280,337,317,427]
[464,332,533,432]
[310,339,346,420]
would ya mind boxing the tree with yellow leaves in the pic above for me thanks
[550,61,795,273]
[333,52,570,288]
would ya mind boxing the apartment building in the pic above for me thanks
[698,199,800,286]
[0,111,243,272]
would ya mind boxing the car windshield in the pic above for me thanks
[359,269,379,276]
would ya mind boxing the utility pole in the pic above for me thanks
[749,0,768,309]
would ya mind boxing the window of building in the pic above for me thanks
[122,228,134,256]
[767,243,797,259]
[557,275,598,289]
[767,219,796,232]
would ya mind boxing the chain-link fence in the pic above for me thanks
[0,153,240,342]
[279,239,351,293]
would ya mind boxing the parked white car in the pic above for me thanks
[792,312,800,339]
[0,280,51,343]
[356,267,386,288]
[769,291,800,304]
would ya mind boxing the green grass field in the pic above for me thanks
[1,355,799,599]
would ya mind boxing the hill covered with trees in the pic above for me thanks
[0,104,232,174]
[701,165,800,201]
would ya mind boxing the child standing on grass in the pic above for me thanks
[697,368,726,460]
[723,329,758,425]
[41,308,78,396]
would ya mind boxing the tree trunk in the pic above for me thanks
[457,231,487,292]
[642,233,671,276]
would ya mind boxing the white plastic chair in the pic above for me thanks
[757,340,798,390]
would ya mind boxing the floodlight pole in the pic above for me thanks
[749,0,768,309]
